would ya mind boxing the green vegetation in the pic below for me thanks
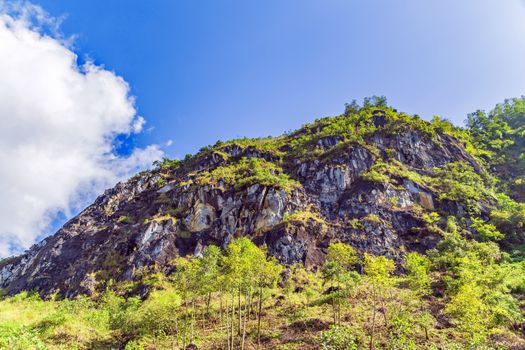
[196,157,300,193]
[285,97,437,160]
[361,159,433,187]
[153,157,181,171]
[4,96,525,348]
[117,215,135,225]
[146,96,524,236]
[361,158,496,214]
[321,243,360,325]
[467,97,525,201]
[154,96,493,181]
[214,137,284,157]
[282,210,328,234]
[2,240,524,349]
[319,325,359,350]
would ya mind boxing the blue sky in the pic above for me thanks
[34,0,525,159]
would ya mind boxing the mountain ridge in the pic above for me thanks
[0,99,519,298]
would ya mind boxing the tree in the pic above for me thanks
[222,237,282,350]
[254,253,282,349]
[197,245,221,316]
[466,97,525,201]
[322,242,361,325]
[363,95,388,108]
[172,256,200,345]
[429,232,522,345]
[471,217,504,242]
[363,254,395,350]
[326,242,360,270]
[344,100,360,116]
[445,282,489,345]
[404,252,431,296]
[403,252,433,342]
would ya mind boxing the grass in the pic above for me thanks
[282,210,328,234]
[117,215,135,225]
[0,292,113,349]
[143,213,177,225]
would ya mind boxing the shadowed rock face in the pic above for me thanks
[0,109,488,297]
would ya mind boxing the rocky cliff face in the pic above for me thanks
[0,107,491,297]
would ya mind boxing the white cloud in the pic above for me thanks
[0,2,163,257]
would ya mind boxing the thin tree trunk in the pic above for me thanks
[369,284,377,350]
[337,280,341,325]
[182,318,187,350]
[226,299,231,350]
[207,292,212,316]
[231,292,236,349]
[192,298,196,341]
[238,287,242,336]
[337,299,341,326]
[175,318,180,349]
[332,296,337,325]
[247,290,252,320]
[379,289,389,328]
[257,287,263,349]
[220,288,224,325]
[241,293,249,350]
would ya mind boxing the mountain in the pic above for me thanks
[0,100,521,298]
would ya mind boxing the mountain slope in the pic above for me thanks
[0,103,512,297]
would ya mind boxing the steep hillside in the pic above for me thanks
[0,102,520,298]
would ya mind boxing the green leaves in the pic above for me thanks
[432,162,491,215]
[322,243,361,288]
[428,232,522,343]
[326,243,360,271]
[319,325,359,350]
[223,237,267,290]
[197,157,300,193]
[444,282,489,341]
[173,238,283,297]
[364,254,395,283]
[467,97,525,201]
[470,217,504,242]
[404,252,431,296]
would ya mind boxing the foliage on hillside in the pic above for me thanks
[196,157,300,193]
[467,97,525,201]
[1,239,525,349]
[145,95,525,269]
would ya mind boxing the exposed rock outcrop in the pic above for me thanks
[0,107,492,297]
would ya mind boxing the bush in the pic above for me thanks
[319,325,359,350]
[124,289,181,337]
[0,325,46,350]
[197,157,300,193]
[471,217,503,242]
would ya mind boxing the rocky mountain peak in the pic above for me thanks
[0,105,494,297]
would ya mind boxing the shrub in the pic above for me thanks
[404,252,431,295]
[197,157,300,193]
[471,217,504,242]
[124,289,181,337]
[117,215,135,225]
[319,325,359,350]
